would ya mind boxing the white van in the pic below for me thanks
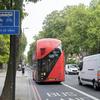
[78,54,100,90]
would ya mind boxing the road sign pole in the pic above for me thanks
[10,35,16,100]
[10,0,16,100]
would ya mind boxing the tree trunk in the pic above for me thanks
[0,63,3,69]
[0,0,21,99]
[0,61,14,100]
[0,36,17,100]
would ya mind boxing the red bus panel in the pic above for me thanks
[36,38,61,59]
[44,51,65,82]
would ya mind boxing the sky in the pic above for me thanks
[22,0,91,56]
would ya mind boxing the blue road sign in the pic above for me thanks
[0,10,20,35]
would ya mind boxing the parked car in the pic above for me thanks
[65,64,79,75]
[78,54,100,90]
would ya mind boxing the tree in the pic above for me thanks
[18,33,27,63]
[32,2,100,62]
[28,42,35,65]
[0,0,23,100]
[90,0,100,9]
[87,3,100,54]
[0,0,40,100]
[35,5,89,62]
[0,35,10,69]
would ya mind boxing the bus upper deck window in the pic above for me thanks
[40,48,45,55]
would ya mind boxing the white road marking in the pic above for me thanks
[34,84,42,100]
[62,82,100,100]
[32,85,39,100]
[68,98,84,100]
[75,98,84,100]
[30,79,42,100]
[29,80,38,100]
[56,92,61,96]
[46,91,78,97]
[62,92,77,97]
[60,98,64,100]
[47,92,51,97]
[46,99,49,100]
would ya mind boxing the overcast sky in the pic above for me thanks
[22,0,91,56]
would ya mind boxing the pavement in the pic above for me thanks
[0,68,35,100]
[0,71,5,96]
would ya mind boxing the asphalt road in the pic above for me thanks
[64,75,100,99]
[29,73,100,100]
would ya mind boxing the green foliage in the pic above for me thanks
[29,1,100,63]
[90,0,100,9]
[0,35,10,63]
[0,0,40,65]
[67,58,77,64]
[28,42,35,65]
[19,33,27,59]
[28,0,41,3]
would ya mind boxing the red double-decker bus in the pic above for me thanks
[32,38,65,83]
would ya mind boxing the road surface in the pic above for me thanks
[27,68,100,100]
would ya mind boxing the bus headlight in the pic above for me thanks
[44,72,46,76]
[41,72,46,76]
[41,73,44,75]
